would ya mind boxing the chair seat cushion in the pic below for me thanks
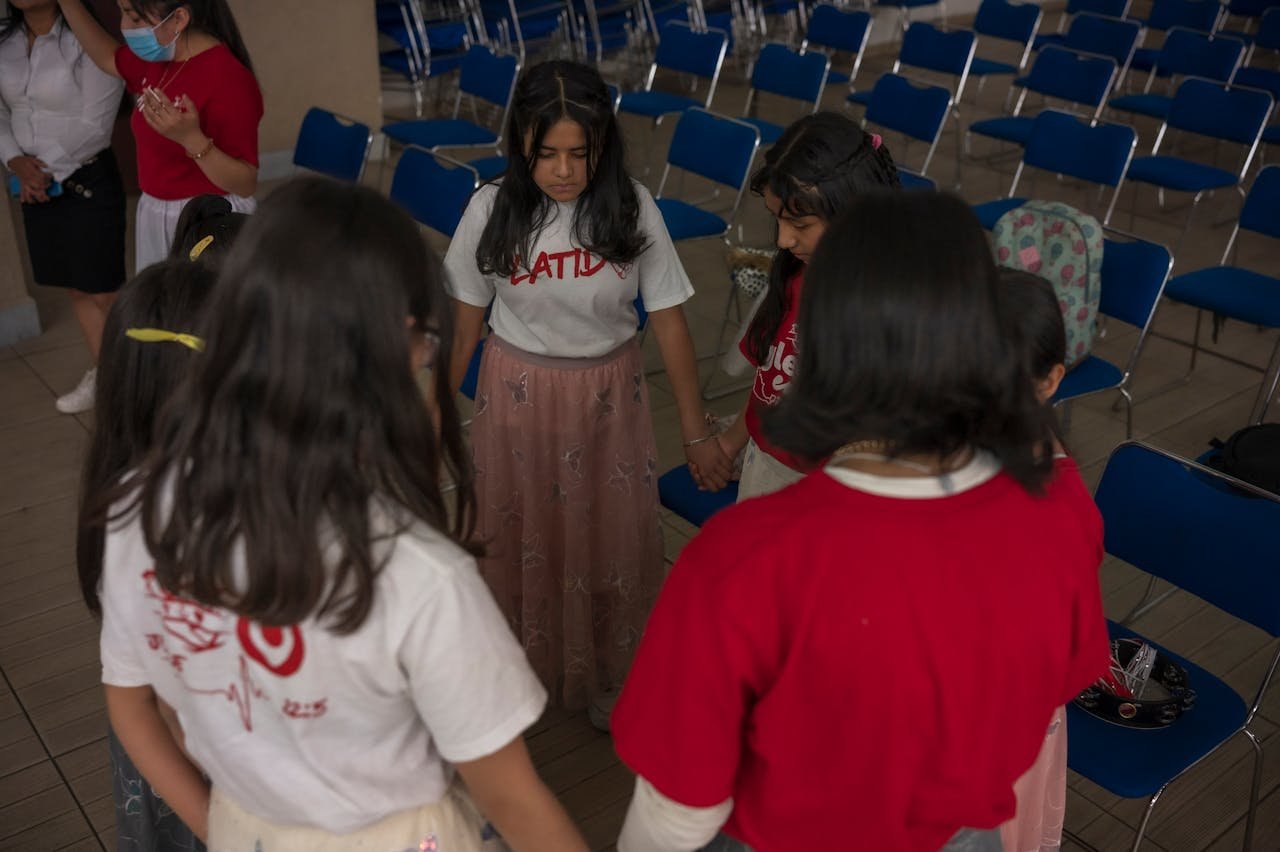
[973,196,1026,230]
[969,57,1018,77]
[1053,355,1123,402]
[828,69,851,86]
[469,155,508,180]
[846,88,872,107]
[740,117,784,146]
[658,466,738,527]
[1128,46,1159,74]
[1234,67,1280,100]
[1067,622,1248,799]
[1108,93,1174,120]
[655,198,729,240]
[897,169,936,190]
[1033,32,1067,50]
[1165,267,1280,328]
[384,119,497,148]
[619,91,701,118]
[1266,125,1280,145]
[1127,156,1238,193]
[969,116,1034,145]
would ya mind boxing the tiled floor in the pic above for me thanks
[3,11,1280,851]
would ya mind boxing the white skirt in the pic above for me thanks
[134,191,256,273]
[737,438,804,501]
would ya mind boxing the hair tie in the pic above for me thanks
[125,327,205,352]
[189,235,215,261]
[870,133,883,150]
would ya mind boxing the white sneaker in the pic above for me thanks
[56,367,96,414]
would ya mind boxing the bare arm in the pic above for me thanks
[716,397,751,464]
[105,685,210,842]
[449,299,488,395]
[455,737,588,852]
[647,306,734,491]
[56,0,121,78]
[139,91,257,197]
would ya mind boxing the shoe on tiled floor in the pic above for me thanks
[56,367,96,414]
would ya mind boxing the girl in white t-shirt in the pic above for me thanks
[92,177,587,851]
[445,60,733,725]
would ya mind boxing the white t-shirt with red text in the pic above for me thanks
[444,181,694,357]
[99,506,547,834]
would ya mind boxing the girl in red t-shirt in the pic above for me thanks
[710,112,900,500]
[57,0,261,271]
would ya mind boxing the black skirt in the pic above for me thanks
[21,148,127,294]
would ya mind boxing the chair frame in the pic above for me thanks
[654,108,762,242]
[630,20,730,126]
[800,4,873,88]
[292,108,375,184]
[389,144,481,237]
[970,0,1045,89]
[864,72,965,182]
[1076,440,1280,852]
[740,42,832,139]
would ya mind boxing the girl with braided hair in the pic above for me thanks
[709,112,902,499]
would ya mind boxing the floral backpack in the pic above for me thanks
[992,201,1104,368]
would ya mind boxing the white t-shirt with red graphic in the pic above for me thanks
[99,505,547,834]
[444,181,694,357]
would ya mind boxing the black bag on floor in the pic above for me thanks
[1206,424,1280,495]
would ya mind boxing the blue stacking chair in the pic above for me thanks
[389,146,480,237]
[875,0,946,36]
[800,5,872,86]
[654,109,761,242]
[967,47,1118,151]
[482,0,569,62]
[1034,0,1131,49]
[1233,8,1280,100]
[658,466,739,527]
[383,45,521,154]
[1127,0,1224,75]
[972,110,1137,228]
[378,0,431,117]
[1218,0,1280,39]
[619,22,728,125]
[967,0,1043,87]
[1051,232,1173,437]
[292,108,374,183]
[862,73,954,187]
[1124,80,1272,251]
[1108,29,1246,122]
[738,43,830,146]
[847,22,977,111]
[1051,13,1142,90]
[1161,166,1280,423]
[1068,441,1280,852]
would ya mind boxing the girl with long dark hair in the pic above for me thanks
[90,177,586,850]
[444,60,733,726]
[713,111,901,499]
[612,193,1109,852]
[56,0,261,274]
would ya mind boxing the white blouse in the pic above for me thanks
[0,18,123,181]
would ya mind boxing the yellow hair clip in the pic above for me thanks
[189,235,215,261]
[125,327,205,352]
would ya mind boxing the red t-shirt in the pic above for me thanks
[116,44,262,200]
[613,458,1109,852]
[739,269,804,470]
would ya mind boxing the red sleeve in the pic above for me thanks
[612,529,756,808]
[114,45,151,94]
[201,56,263,167]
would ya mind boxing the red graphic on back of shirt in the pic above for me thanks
[510,248,619,286]
[143,571,228,654]
[236,621,305,677]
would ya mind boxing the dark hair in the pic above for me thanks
[475,60,645,277]
[1,1,100,44]
[76,260,217,614]
[744,112,901,365]
[130,0,253,71]
[170,194,249,267]
[121,177,475,633]
[763,192,1057,492]
[996,268,1066,381]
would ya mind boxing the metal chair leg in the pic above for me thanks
[1244,727,1264,851]
[1130,786,1168,852]
[1249,337,1280,424]
[1121,386,1134,439]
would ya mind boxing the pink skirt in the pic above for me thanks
[1000,705,1068,852]
[470,336,665,710]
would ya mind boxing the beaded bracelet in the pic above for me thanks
[186,138,215,160]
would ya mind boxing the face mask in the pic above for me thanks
[121,10,178,62]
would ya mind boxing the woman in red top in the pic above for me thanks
[611,193,1110,852]
[57,0,260,271]
[711,112,900,500]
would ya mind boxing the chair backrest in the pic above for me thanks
[1240,165,1280,239]
[975,0,1042,46]
[750,43,830,105]
[866,73,951,144]
[389,146,479,237]
[1145,0,1222,33]
[459,44,521,107]
[1065,0,1129,18]
[1021,46,1117,108]
[1022,110,1136,188]
[1165,78,1273,145]
[1095,442,1280,638]
[1154,28,1245,82]
[654,20,728,79]
[805,4,873,54]
[1061,13,1141,69]
[1097,233,1172,330]
[292,108,373,183]
[666,108,760,189]
[899,22,977,79]
[1225,0,1280,17]
[1251,7,1280,51]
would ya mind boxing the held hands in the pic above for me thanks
[685,437,734,492]
[8,155,52,203]
[139,89,205,151]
